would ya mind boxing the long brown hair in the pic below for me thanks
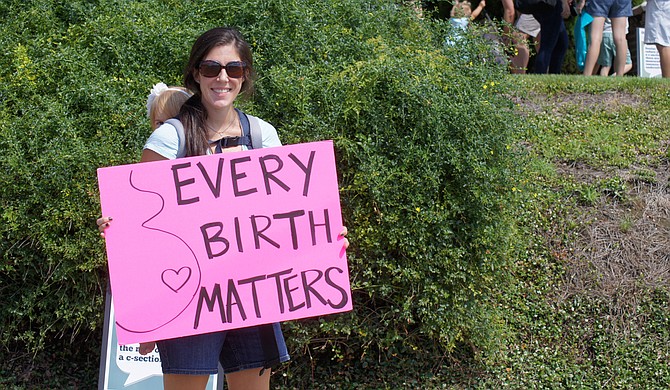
[180,27,256,156]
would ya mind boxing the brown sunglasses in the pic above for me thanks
[198,60,247,78]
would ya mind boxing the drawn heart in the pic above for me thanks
[161,267,192,293]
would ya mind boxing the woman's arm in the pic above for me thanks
[140,148,170,163]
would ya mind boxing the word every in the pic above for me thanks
[171,151,316,205]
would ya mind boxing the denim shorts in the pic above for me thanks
[156,323,290,375]
[584,0,632,18]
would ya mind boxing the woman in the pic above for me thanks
[99,27,349,390]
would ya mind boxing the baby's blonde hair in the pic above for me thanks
[146,84,192,129]
[451,0,472,17]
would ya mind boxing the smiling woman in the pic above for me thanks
[127,27,351,390]
[101,27,293,390]
[95,26,350,390]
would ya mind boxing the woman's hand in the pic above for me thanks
[96,216,113,237]
[139,341,156,355]
[339,227,350,250]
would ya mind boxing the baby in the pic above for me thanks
[145,82,192,130]
[450,0,486,21]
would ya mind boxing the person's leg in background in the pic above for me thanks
[610,17,629,75]
[657,45,670,77]
[548,18,568,73]
[532,3,563,73]
[511,14,542,73]
[583,16,606,75]
[597,31,614,75]
[510,30,531,73]
[503,0,529,74]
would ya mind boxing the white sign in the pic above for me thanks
[98,288,221,389]
[637,28,662,78]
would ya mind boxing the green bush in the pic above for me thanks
[257,14,523,385]
[0,0,522,386]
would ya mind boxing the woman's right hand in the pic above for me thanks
[339,227,350,250]
[96,216,113,237]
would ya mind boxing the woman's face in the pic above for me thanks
[195,44,244,113]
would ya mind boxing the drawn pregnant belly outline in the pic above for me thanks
[114,170,201,334]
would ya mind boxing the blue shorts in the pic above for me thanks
[156,323,290,375]
[584,0,632,18]
[598,32,632,66]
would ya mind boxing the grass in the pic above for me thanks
[473,74,670,388]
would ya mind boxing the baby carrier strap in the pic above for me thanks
[168,109,263,156]
[210,109,263,153]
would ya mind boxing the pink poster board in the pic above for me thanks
[97,141,352,345]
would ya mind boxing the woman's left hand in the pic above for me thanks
[139,341,156,355]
